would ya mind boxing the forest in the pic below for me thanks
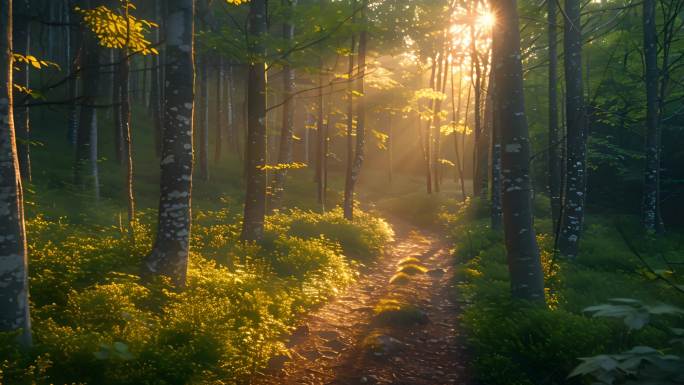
[0,0,683,384]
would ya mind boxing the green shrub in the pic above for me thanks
[2,207,390,384]
[267,207,394,261]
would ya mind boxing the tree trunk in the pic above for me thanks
[559,0,587,259]
[492,0,545,302]
[316,55,325,209]
[641,0,663,233]
[0,0,32,347]
[67,0,80,148]
[214,57,224,164]
[345,0,368,220]
[343,27,356,220]
[150,0,163,157]
[450,59,466,200]
[388,113,393,183]
[271,0,297,211]
[241,0,268,241]
[490,66,502,230]
[13,0,30,182]
[423,58,436,195]
[548,0,561,230]
[74,18,100,195]
[432,49,448,193]
[120,47,136,239]
[144,0,194,286]
[198,56,209,180]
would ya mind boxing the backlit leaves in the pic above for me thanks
[75,1,158,55]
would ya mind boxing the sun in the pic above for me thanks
[476,12,495,28]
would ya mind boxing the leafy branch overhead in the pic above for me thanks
[75,2,158,55]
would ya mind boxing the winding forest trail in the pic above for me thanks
[257,222,469,385]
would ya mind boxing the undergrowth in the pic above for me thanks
[0,207,393,384]
[443,198,683,385]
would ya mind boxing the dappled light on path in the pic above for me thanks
[257,224,468,385]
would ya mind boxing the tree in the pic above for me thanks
[74,1,102,198]
[0,0,32,346]
[344,0,367,220]
[271,0,297,210]
[144,0,194,285]
[13,0,30,182]
[547,0,561,230]
[492,0,545,302]
[558,0,587,259]
[641,0,663,233]
[241,0,268,240]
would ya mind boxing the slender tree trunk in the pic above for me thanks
[67,0,80,147]
[345,0,368,220]
[74,22,100,196]
[387,112,393,183]
[471,24,484,198]
[343,25,356,219]
[226,64,235,150]
[0,0,32,347]
[241,0,268,240]
[144,0,194,286]
[120,48,136,239]
[432,49,449,193]
[451,59,466,200]
[641,0,663,233]
[150,0,163,157]
[316,56,325,209]
[13,0,30,182]
[215,57,224,163]
[271,0,297,211]
[197,56,209,180]
[112,52,123,164]
[492,0,545,302]
[559,0,587,259]
[490,57,502,230]
[548,0,561,230]
[423,58,436,195]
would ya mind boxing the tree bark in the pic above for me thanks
[559,0,587,259]
[74,11,100,196]
[548,0,561,230]
[241,0,268,240]
[0,0,32,347]
[13,0,30,182]
[450,58,466,200]
[214,57,224,164]
[271,0,297,211]
[343,26,356,219]
[144,0,194,286]
[492,0,545,302]
[150,0,163,157]
[198,56,209,181]
[641,0,663,233]
[344,0,367,220]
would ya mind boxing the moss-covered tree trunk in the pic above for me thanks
[0,0,32,347]
[144,0,194,286]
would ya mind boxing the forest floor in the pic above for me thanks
[256,220,470,385]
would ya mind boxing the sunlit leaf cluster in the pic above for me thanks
[75,2,158,55]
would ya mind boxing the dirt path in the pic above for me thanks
[256,223,469,385]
